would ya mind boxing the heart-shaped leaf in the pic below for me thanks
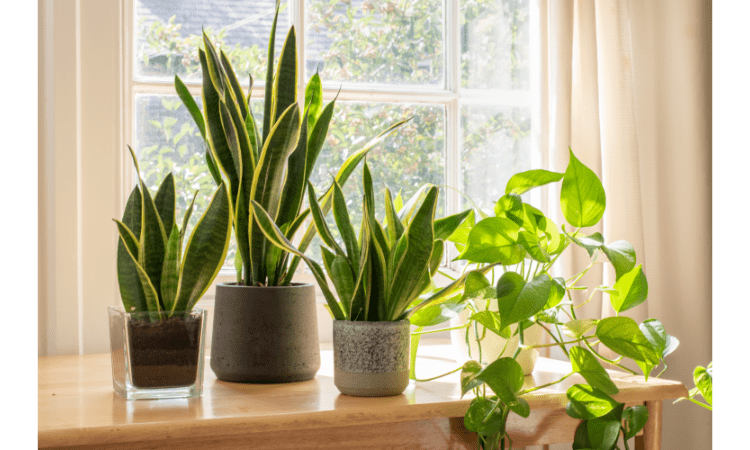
[460,360,484,397]
[545,277,567,308]
[565,230,605,257]
[566,384,621,420]
[587,418,621,450]
[456,217,525,265]
[560,149,606,227]
[569,347,619,395]
[610,265,648,313]
[498,273,552,330]
[596,317,661,379]
[694,364,712,405]
[464,397,505,435]
[476,357,525,405]
[623,405,649,439]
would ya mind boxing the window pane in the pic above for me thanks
[133,94,264,268]
[461,0,530,90]
[306,102,446,261]
[306,0,444,87]
[461,104,531,213]
[134,0,290,82]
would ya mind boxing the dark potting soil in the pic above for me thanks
[127,315,202,388]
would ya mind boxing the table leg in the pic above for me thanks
[634,400,663,450]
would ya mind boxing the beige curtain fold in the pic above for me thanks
[538,0,711,448]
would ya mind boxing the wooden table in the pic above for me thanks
[39,342,687,450]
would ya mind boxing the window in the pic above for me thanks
[126,0,534,273]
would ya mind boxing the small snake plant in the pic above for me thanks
[251,161,471,321]
[114,147,232,316]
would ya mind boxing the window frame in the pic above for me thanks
[124,0,534,276]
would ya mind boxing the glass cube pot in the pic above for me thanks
[108,306,206,400]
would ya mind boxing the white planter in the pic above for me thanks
[450,307,543,375]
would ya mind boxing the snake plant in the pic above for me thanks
[114,148,232,316]
[175,0,407,286]
[250,161,471,321]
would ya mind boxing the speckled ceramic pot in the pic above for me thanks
[332,320,410,397]
[210,283,320,383]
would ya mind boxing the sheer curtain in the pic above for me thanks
[536,0,711,448]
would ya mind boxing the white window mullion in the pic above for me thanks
[445,0,461,268]
[294,0,305,103]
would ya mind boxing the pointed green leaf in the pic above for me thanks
[128,147,167,302]
[304,94,337,183]
[333,179,359,270]
[249,199,345,320]
[262,0,281,142]
[116,187,146,312]
[199,49,238,195]
[201,31,226,100]
[506,169,564,195]
[305,73,323,131]
[180,190,198,247]
[569,347,619,395]
[434,209,472,241]
[367,228,388,321]
[610,264,648,313]
[249,103,301,282]
[172,184,232,312]
[219,97,243,196]
[560,149,606,227]
[245,104,261,164]
[205,147,223,185]
[219,49,248,120]
[174,75,206,141]
[271,26,297,125]
[388,186,438,319]
[330,256,355,318]
[384,187,405,248]
[307,181,345,256]
[276,107,310,228]
[281,117,411,285]
[160,224,180,312]
[115,219,161,313]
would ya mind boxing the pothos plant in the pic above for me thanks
[249,161,471,322]
[175,0,407,286]
[409,149,680,450]
[114,147,232,318]
[675,362,712,411]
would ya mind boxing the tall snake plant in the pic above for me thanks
[250,161,472,321]
[114,148,232,317]
[175,1,407,286]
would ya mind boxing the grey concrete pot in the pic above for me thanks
[333,320,411,396]
[210,283,320,383]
